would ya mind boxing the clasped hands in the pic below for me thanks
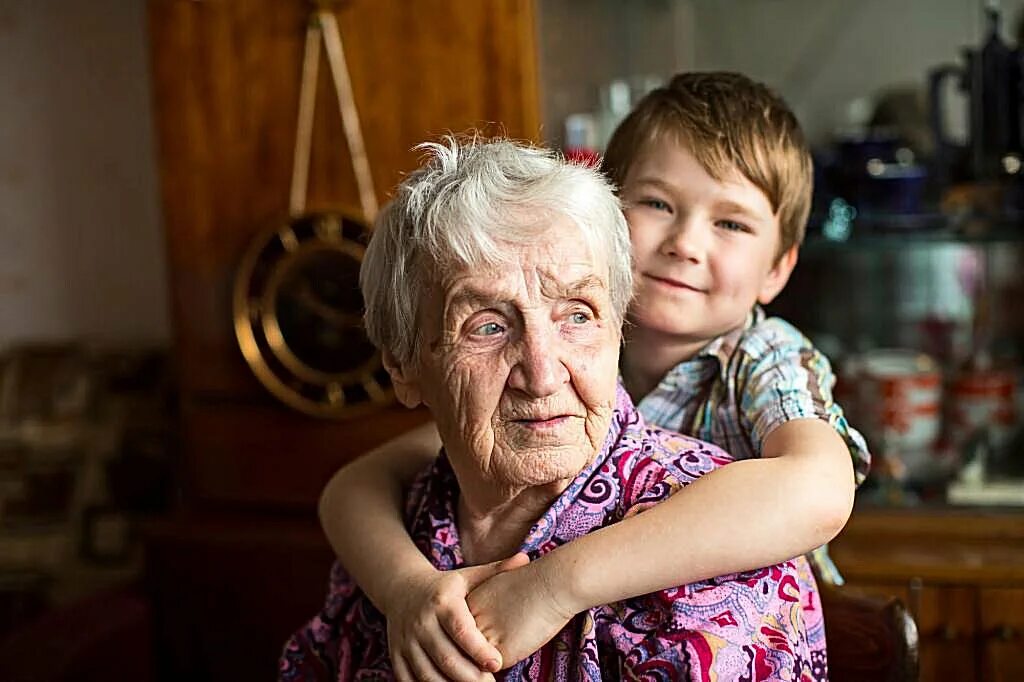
[382,552,577,682]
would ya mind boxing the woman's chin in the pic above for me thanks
[491,444,594,490]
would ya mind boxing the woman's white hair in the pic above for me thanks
[360,135,632,366]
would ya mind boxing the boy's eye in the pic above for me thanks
[640,198,671,212]
[472,321,505,336]
[716,219,750,233]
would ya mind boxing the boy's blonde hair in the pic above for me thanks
[602,72,812,258]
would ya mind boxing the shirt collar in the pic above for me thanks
[662,305,764,384]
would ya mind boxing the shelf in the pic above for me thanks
[832,504,1024,586]
[803,215,1024,252]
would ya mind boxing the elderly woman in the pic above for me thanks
[280,138,825,681]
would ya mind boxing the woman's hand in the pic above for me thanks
[385,553,529,682]
[466,554,580,668]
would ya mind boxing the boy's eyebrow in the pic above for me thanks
[626,176,676,193]
[713,199,767,221]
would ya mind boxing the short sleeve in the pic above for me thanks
[738,320,872,486]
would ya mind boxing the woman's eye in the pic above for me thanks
[568,311,591,325]
[473,321,505,336]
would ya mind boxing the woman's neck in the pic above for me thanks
[457,482,566,565]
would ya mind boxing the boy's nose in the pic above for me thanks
[661,216,705,262]
[507,326,570,397]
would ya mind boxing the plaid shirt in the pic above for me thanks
[631,306,871,583]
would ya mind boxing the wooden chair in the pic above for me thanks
[820,584,920,682]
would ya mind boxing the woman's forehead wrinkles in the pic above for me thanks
[539,272,607,300]
[442,263,605,312]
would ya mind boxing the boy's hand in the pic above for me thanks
[385,553,529,682]
[466,555,579,668]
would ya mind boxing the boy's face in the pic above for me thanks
[621,141,797,351]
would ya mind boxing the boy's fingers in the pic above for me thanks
[497,551,530,572]
[391,654,415,682]
[458,560,507,591]
[460,552,531,591]
[439,601,502,673]
[405,640,449,682]
[421,623,496,682]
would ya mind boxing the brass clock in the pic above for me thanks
[233,212,393,418]
[233,5,391,418]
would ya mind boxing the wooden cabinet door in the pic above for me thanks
[916,586,979,682]
[980,588,1024,682]
[841,581,910,606]
[149,0,541,398]
[147,0,540,507]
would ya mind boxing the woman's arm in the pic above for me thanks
[318,421,511,681]
[466,419,856,666]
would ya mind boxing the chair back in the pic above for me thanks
[820,585,919,682]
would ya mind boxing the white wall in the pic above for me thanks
[537,0,696,148]
[689,0,1024,146]
[537,0,1021,150]
[0,0,1018,352]
[0,1,169,348]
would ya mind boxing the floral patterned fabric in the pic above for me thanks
[280,384,827,681]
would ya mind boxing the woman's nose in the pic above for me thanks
[507,327,570,397]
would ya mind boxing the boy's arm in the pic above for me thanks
[466,419,856,666]
[318,421,441,608]
[319,421,508,680]
[554,418,855,611]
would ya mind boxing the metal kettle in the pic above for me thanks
[930,6,1022,182]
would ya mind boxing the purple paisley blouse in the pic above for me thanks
[280,385,828,681]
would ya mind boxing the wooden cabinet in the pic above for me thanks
[144,3,542,677]
[831,507,1024,681]
[147,0,540,509]
[979,588,1024,682]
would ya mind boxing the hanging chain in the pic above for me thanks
[289,16,321,218]
[288,6,378,223]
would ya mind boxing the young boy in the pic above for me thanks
[319,72,870,680]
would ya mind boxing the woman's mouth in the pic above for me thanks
[515,415,572,429]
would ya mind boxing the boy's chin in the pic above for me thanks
[628,311,746,345]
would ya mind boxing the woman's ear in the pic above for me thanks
[382,350,423,408]
[757,245,799,305]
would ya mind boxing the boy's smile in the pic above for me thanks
[621,140,798,362]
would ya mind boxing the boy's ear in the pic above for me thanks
[382,350,423,408]
[757,245,799,305]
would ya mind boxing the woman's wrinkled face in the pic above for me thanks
[394,216,621,498]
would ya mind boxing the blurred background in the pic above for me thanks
[0,0,1023,680]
